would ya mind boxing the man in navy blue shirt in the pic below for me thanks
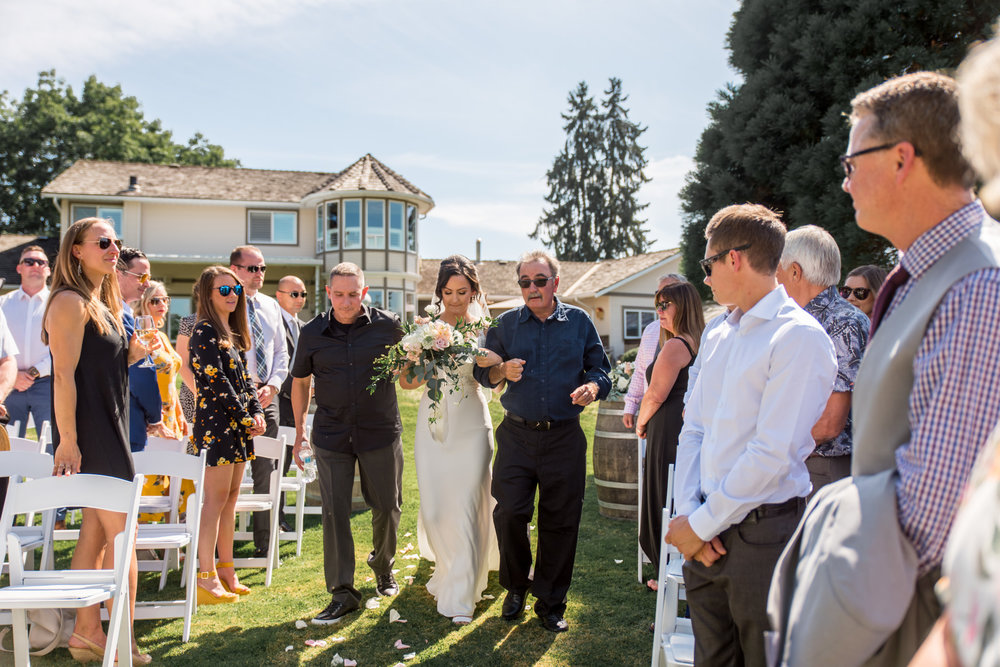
[474,250,610,633]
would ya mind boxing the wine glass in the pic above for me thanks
[135,315,157,369]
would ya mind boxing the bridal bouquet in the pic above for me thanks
[606,360,635,401]
[368,309,494,420]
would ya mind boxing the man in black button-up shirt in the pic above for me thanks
[290,263,404,625]
[474,250,610,633]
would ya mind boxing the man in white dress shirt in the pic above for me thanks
[275,274,306,532]
[0,246,52,437]
[230,245,289,555]
[669,204,837,666]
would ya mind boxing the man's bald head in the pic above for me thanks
[276,275,307,316]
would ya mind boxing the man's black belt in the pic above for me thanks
[505,412,579,431]
[742,496,804,524]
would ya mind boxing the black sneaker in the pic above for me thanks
[376,573,399,596]
[311,598,359,625]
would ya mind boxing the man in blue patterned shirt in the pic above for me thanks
[777,225,869,495]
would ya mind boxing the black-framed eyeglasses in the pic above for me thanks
[277,290,308,298]
[839,286,871,301]
[149,296,171,306]
[699,243,751,277]
[838,142,920,178]
[20,258,48,267]
[517,276,555,289]
[216,284,244,297]
[235,264,267,273]
[655,301,672,312]
[79,236,123,251]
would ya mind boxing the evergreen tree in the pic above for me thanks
[533,79,652,261]
[0,70,239,235]
[679,0,1000,296]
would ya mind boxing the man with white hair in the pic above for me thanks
[777,225,869,493]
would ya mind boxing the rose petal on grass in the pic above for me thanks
[330,654,344,666]
[295,619,308,629]
[285,645,294,652]
[404,532,412,537]
[614,559,623,564]
[482,594,495,600]
[392,569,400,574]
[402,554,420,560]
[529,525,535,531]
[404,576,415,584]
[389,608,408,623]
[366,597,381,609]
[404,653,416,659]
[344,661,357,667]
[394,639,411,649]
[405,564,416,569]
[330,636,346,642]
[365,576,373,582]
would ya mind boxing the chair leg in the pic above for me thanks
[295,484,305,557]
[12,608,29,667]
[158,549,170,591]
[182,543,196,642]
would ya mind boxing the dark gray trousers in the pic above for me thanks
[805,454,852,501]
[251,400,280,551]
[683,500,804,667]
[314,439,403,605]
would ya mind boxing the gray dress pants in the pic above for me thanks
[314,439,403,604]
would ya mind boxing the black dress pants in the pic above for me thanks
[491,416,586,617]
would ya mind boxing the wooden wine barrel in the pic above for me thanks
[592,400,639,520]
[305,461,367,513]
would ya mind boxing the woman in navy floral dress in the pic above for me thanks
[189,265,265,604]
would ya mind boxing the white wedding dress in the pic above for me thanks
[414,355,500,619]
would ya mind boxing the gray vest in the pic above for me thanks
[767,216,1000,667]
[853,218,1000,474]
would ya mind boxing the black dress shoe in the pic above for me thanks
[253,546,268,558]
[376,573,399,597]
[279,520,293,533]
[311,598,359,625]
[538,613,569,633]
[501,591,527,621]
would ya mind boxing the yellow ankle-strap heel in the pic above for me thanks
[216,562,251,595]
[197,570,238,604]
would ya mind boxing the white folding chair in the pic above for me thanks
[131,449,206,643]
[0,451,54,575]
[233,435,285,586]
[651,464,693,667]
[0,473,143,667]
[36,422,51,450]
[7,438,46,455]
[136,437,188,519]
[276,426,306,556]
[4,421,20,438]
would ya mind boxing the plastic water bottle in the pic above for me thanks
[300,443,318,484]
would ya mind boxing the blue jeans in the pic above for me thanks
[6,375,52,438]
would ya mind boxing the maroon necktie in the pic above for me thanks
[868,264,911,337]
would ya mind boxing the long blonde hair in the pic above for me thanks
[195,266,251,351]
[135,280,168,328]
[42,218,124,344]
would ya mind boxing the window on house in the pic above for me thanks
[387,290,404,318]
[624,308,657,339]
[326,201,339,250]
[388,202,404,250]
[406,205,417,252]
[315,205,324,254]
[367,288,385,309]
[248,210,297,244]
[343,200,361,249]
[72,205,123,236]
[366,200,385,249]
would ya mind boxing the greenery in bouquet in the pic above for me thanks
[606,360,635,402]
[368,307,495,419]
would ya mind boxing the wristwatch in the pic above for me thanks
[27,367,40,379]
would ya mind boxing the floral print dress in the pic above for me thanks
[188,320,262,467]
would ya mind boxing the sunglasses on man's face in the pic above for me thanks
[81,236,123,251]
[236,264,267,274]
[278,290,308,298]
[149,297,171,307]
[123,269,150,284]
[20,258,48,267]
[699,243,752,277]
[517,276,555,289]
[839,286,871,301]
[216,284,244,297]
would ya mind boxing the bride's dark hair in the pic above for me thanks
[434,255,483,303]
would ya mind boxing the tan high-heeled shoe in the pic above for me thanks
[216,561,251,595]
[197,570,239,604]
[67,633,104,663]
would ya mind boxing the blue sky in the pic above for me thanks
[1,0,739,260]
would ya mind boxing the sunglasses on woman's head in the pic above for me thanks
[839,286,871,300]
[216,285,244,297]
[517,276,555,289]
[80,236,123,251]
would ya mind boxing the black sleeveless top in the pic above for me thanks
[51,312,133,480]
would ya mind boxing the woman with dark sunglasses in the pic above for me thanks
[188,265,266,604]
[841,265,888,317]
[43,217,155,663]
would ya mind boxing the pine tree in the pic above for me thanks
[679,0,1000,295]
[533,79,652,261]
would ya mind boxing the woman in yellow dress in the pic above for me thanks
[135,281,190,520]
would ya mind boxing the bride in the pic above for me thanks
[399,255,499,625]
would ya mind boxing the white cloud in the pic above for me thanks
[0,0,325,79]
[426,200,542,236]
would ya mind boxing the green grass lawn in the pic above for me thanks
[11,389,657,666]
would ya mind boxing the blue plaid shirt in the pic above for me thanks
[803,286,869,457]
[886,200,1000,574]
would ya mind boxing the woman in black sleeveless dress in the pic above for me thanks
[636,282,705,588]
[44,217,154,663]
